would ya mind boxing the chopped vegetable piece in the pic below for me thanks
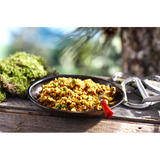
[63,87,66,91]
[56,104,62,108]
[72,79,76,83]
[86,96,90,100]
[54,84,57,88]
[62,104,67,108]
[108,102,113,106]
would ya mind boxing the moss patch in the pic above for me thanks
[0,52,49,99]
[0,81,7,103]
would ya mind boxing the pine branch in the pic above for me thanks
[57,27,118,76]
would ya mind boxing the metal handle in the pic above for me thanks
[142,75,160,94]
[112,72,134,82]
[143,94,160,102]
[121,77,152,109]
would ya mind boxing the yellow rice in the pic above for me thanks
[36,77,119,112]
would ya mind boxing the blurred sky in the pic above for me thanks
[0,27,77,59]
[0,27,29,45]
[0,24,78,45]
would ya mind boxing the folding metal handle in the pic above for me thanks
[142,75,160,94]
[143,94,160,102]
[121,77,152,109]
[112,72,133,82]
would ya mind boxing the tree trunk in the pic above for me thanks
[120,27,160,78]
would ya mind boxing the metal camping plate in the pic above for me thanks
[28,75,125,118]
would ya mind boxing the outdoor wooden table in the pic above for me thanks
[0,76,160,133]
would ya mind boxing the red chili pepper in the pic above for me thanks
[100,99,114,119]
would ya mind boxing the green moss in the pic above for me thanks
[0,81,7,103]
[0,51,48,98]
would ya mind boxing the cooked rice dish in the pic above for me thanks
[36,77,120,112]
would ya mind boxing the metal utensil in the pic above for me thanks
[121,76,152,109]
[112,72,160,109]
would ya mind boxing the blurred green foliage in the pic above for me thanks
[0,27,122,77]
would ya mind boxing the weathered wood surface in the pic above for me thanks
[1,95,160,124]
[0,112,160,133]
[0,76,160,132]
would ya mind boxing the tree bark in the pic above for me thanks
[120,27,160,78]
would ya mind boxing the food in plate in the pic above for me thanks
[36,77,120,112]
